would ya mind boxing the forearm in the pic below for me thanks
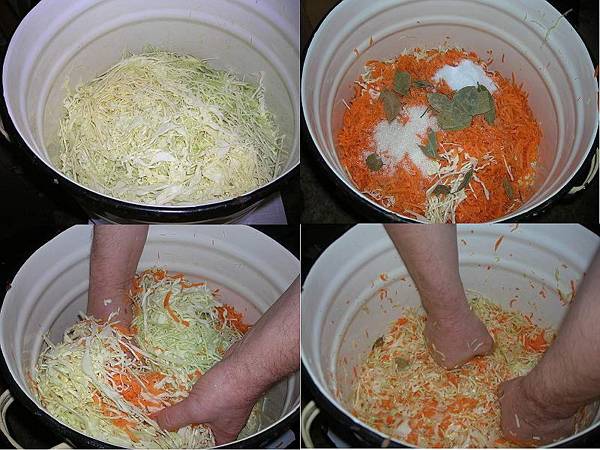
[88,225,148,324]
[524,250,600,415]
[225,277,300,398]
[384,224,468,318]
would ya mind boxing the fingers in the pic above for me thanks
[156,398,197,432]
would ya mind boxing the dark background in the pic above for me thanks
[0,224,299,449]
[301,0,599,224]
[0,0,301,231]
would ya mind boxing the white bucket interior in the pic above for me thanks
[301,224,600,446]
[301,0,598,222]
[3,0,300,208]
[0,225,300,446]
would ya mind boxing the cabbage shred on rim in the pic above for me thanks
[54,50,286,206]
[31,268,261,448]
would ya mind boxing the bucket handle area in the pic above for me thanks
[568,147,599,195]
[300,400,320,448]
[0,390,71,449]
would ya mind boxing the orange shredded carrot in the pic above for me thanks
[216,304,250,333]
[337,48,540,222]
[163,291,190,327]
[523,331,548,352]
[494,235,505,252]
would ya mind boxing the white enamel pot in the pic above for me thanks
[0,225,300,448]
[2,0,300,223]
[302,0,598,223]
[301,224,600,447]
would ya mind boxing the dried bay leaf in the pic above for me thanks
[372,336,384,350]
[427,92,452,112]
[437,107,472,131]
[455,168,474,192]
[428,85,496,131]
[418,128,439,159]
[393,71,411,95]
[395,357,410,370]
[414,79,434,89]
[477,84,496,125]
[503,178,514,199]
[432,184,452,196]
[366,153,383,171]
[380,89,401,122]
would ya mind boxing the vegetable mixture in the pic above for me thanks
[32,268,260,448]
[350,295,552,448]
[338,48,541,223]
[55,50,285,205]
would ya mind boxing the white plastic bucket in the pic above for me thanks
[301,224,600,446]
[2,0,299,221]
[0,225,300,448]
[302,0,598,223]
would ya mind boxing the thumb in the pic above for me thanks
[156,397,199,431]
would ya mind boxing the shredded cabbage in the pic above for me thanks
[349,294,553,448]
[32,268,261,448]
[54,50,285,205]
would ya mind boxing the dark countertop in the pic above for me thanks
[300,0,599,224]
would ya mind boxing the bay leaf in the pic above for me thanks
[366,153,383,171]
[393,71,411,95]
[503,178,514,200]
[437,107,472,131]
[427,92,451,112]
[372,336,384,350]
[455,168,474,192]
[418,128,439,159]
[432,184,451,196]
[414,79,433,89]
[395,357,410,370]
[454,86,487,116]
[380,89,401,122]
[477,84,496,124]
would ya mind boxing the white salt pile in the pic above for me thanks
[374,106,440,176]
[433,59,497,93]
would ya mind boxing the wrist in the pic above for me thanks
[217,352,270,403]
[522,370,579,420]
[422,289,471,323]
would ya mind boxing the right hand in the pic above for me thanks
[156,356,261,445]
[498,375,583,445]
[424,299,494,369]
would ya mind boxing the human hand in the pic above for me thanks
[89,288,134,328]
[156,356,261,445]
[424,297,493,369]
[498,375,580,445]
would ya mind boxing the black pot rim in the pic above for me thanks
[300,0,599,224]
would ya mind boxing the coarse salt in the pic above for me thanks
[433,59,497,93]
[374,106,440,176]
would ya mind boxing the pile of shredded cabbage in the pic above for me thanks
[55,50,285,205]
[32,268,260,448]
[350,294,554,448]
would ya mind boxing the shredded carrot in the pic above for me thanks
[216,304,250,333]
[523,331,548,352]
[163,291,190,327]
[494,235,505,252]
[337,48,540,222]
